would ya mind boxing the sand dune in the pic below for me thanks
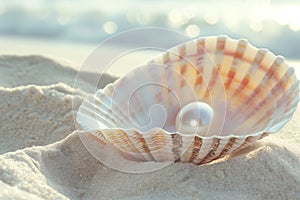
[0,55,117,92]
[0,55,299,200]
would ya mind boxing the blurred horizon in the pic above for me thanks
[0,0,300,59]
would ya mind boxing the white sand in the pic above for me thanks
[0,55,300,200]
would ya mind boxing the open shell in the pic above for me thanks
[77,36,299,165]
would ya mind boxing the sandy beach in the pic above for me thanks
[1,0,300,199]
[0,54,300,200]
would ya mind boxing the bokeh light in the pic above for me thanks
[204,13,218,25]
[168,9,186,28]
[0,0,299,59]
[185,24,200,38]
[103,21,118,34]
[249,20,264,32]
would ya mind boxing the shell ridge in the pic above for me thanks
[226,50,265,110]
[228,61,295,134]
[187,136,203,164]
[94,89,131,128]
[198,138,221,165]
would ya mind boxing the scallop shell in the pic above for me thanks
[77,36,299,165]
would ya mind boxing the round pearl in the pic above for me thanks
[175,102,214,135]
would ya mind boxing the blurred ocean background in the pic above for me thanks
[0,0,299,76]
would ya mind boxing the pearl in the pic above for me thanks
[175,102,214,135]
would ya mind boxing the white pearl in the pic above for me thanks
[175,102,214,135]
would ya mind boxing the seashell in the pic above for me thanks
[77,36,299,165]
